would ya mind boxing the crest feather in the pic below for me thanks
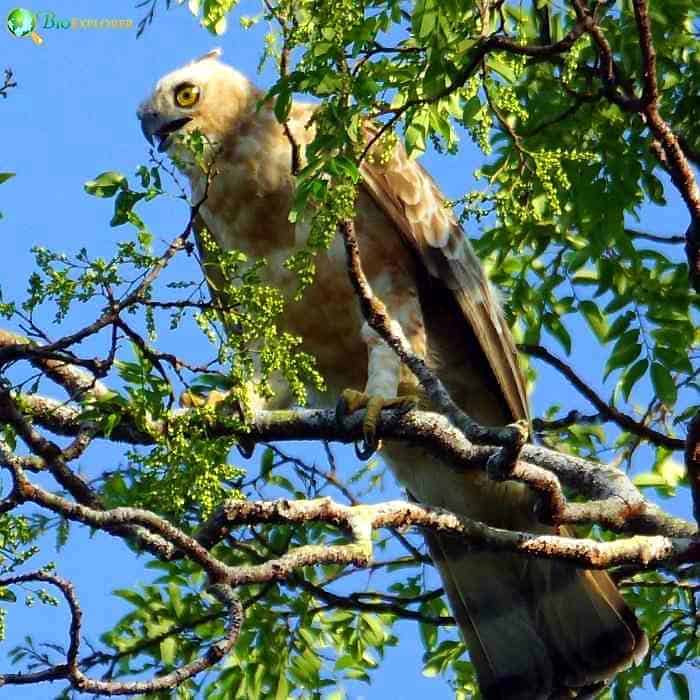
[192,48,222,63]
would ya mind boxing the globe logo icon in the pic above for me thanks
[6,7,43,44]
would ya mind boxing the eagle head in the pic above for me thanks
[136,48,255,162]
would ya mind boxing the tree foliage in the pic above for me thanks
[0,1,699,698]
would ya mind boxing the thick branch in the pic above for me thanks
[200,497,699,570]
[7,394,695,537]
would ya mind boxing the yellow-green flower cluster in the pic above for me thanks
[367,131,398,168]
[532,148,593,218]
[562,37,589,85]
[470,105,494,155]
[494,86,528,123]
[131,405,246,519]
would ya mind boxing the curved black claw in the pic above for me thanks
[236,436,256,459]
[354,435,379,461]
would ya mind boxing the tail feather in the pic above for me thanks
[426,531,554,700]
[425,529,648,699]
[385,445,648,699]
[527,551,648,688]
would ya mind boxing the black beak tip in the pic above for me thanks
[139,119,155,147]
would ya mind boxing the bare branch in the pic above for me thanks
[519,343,683,450]
[625,228,686,245]
[293,577,453,626]
[532,410,601,432]
[0,572,243,696]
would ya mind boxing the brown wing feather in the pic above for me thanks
[360,128,529,423]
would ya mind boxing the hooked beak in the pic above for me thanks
[138,112,192,153]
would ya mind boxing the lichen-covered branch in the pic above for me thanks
[198,497,698,570]
[5,388,695,538]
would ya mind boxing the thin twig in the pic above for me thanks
[519,344,683,450]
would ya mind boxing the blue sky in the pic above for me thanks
[0,0,695,698]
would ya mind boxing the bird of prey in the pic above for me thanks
[138,49,648,699]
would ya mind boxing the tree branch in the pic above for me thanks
[624,228,686,245]
[337,219,526,476]
[630,0,700,290]
[0,572,243,695]
[195,497,699,570]
[519,343,684,450]
[5,390,695,538]
[686,411,700,526]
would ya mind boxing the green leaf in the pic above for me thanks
[604,341,642,379]
[651,666,666,690]
[325,691,346,700]
[260,447,275,477]
[419,620,438,650]
[612,680,630,700]
[488,56,517,83]
[274,86,292,123]
[606,311,634,342]
[650,362,677,407]
[669,671,690,700]
[0,173,15,185]
[405,123,426,157]
[274,673,289,700]
[579,300,608,342]
[461,96,481,124]
[110,190,146,226]
[633,472,668,488]
[413,0,439,39]
[543,314,572,355]
[0,587,17,602]
[604,328,641,378]
[160,636,177,665]
[619,358,648,400]
[84,171,127,198]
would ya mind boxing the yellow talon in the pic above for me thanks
[336,389,417,459]
[180,389,255,458]
[180,389,229,409]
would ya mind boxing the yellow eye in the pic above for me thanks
[174,84,200,108]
